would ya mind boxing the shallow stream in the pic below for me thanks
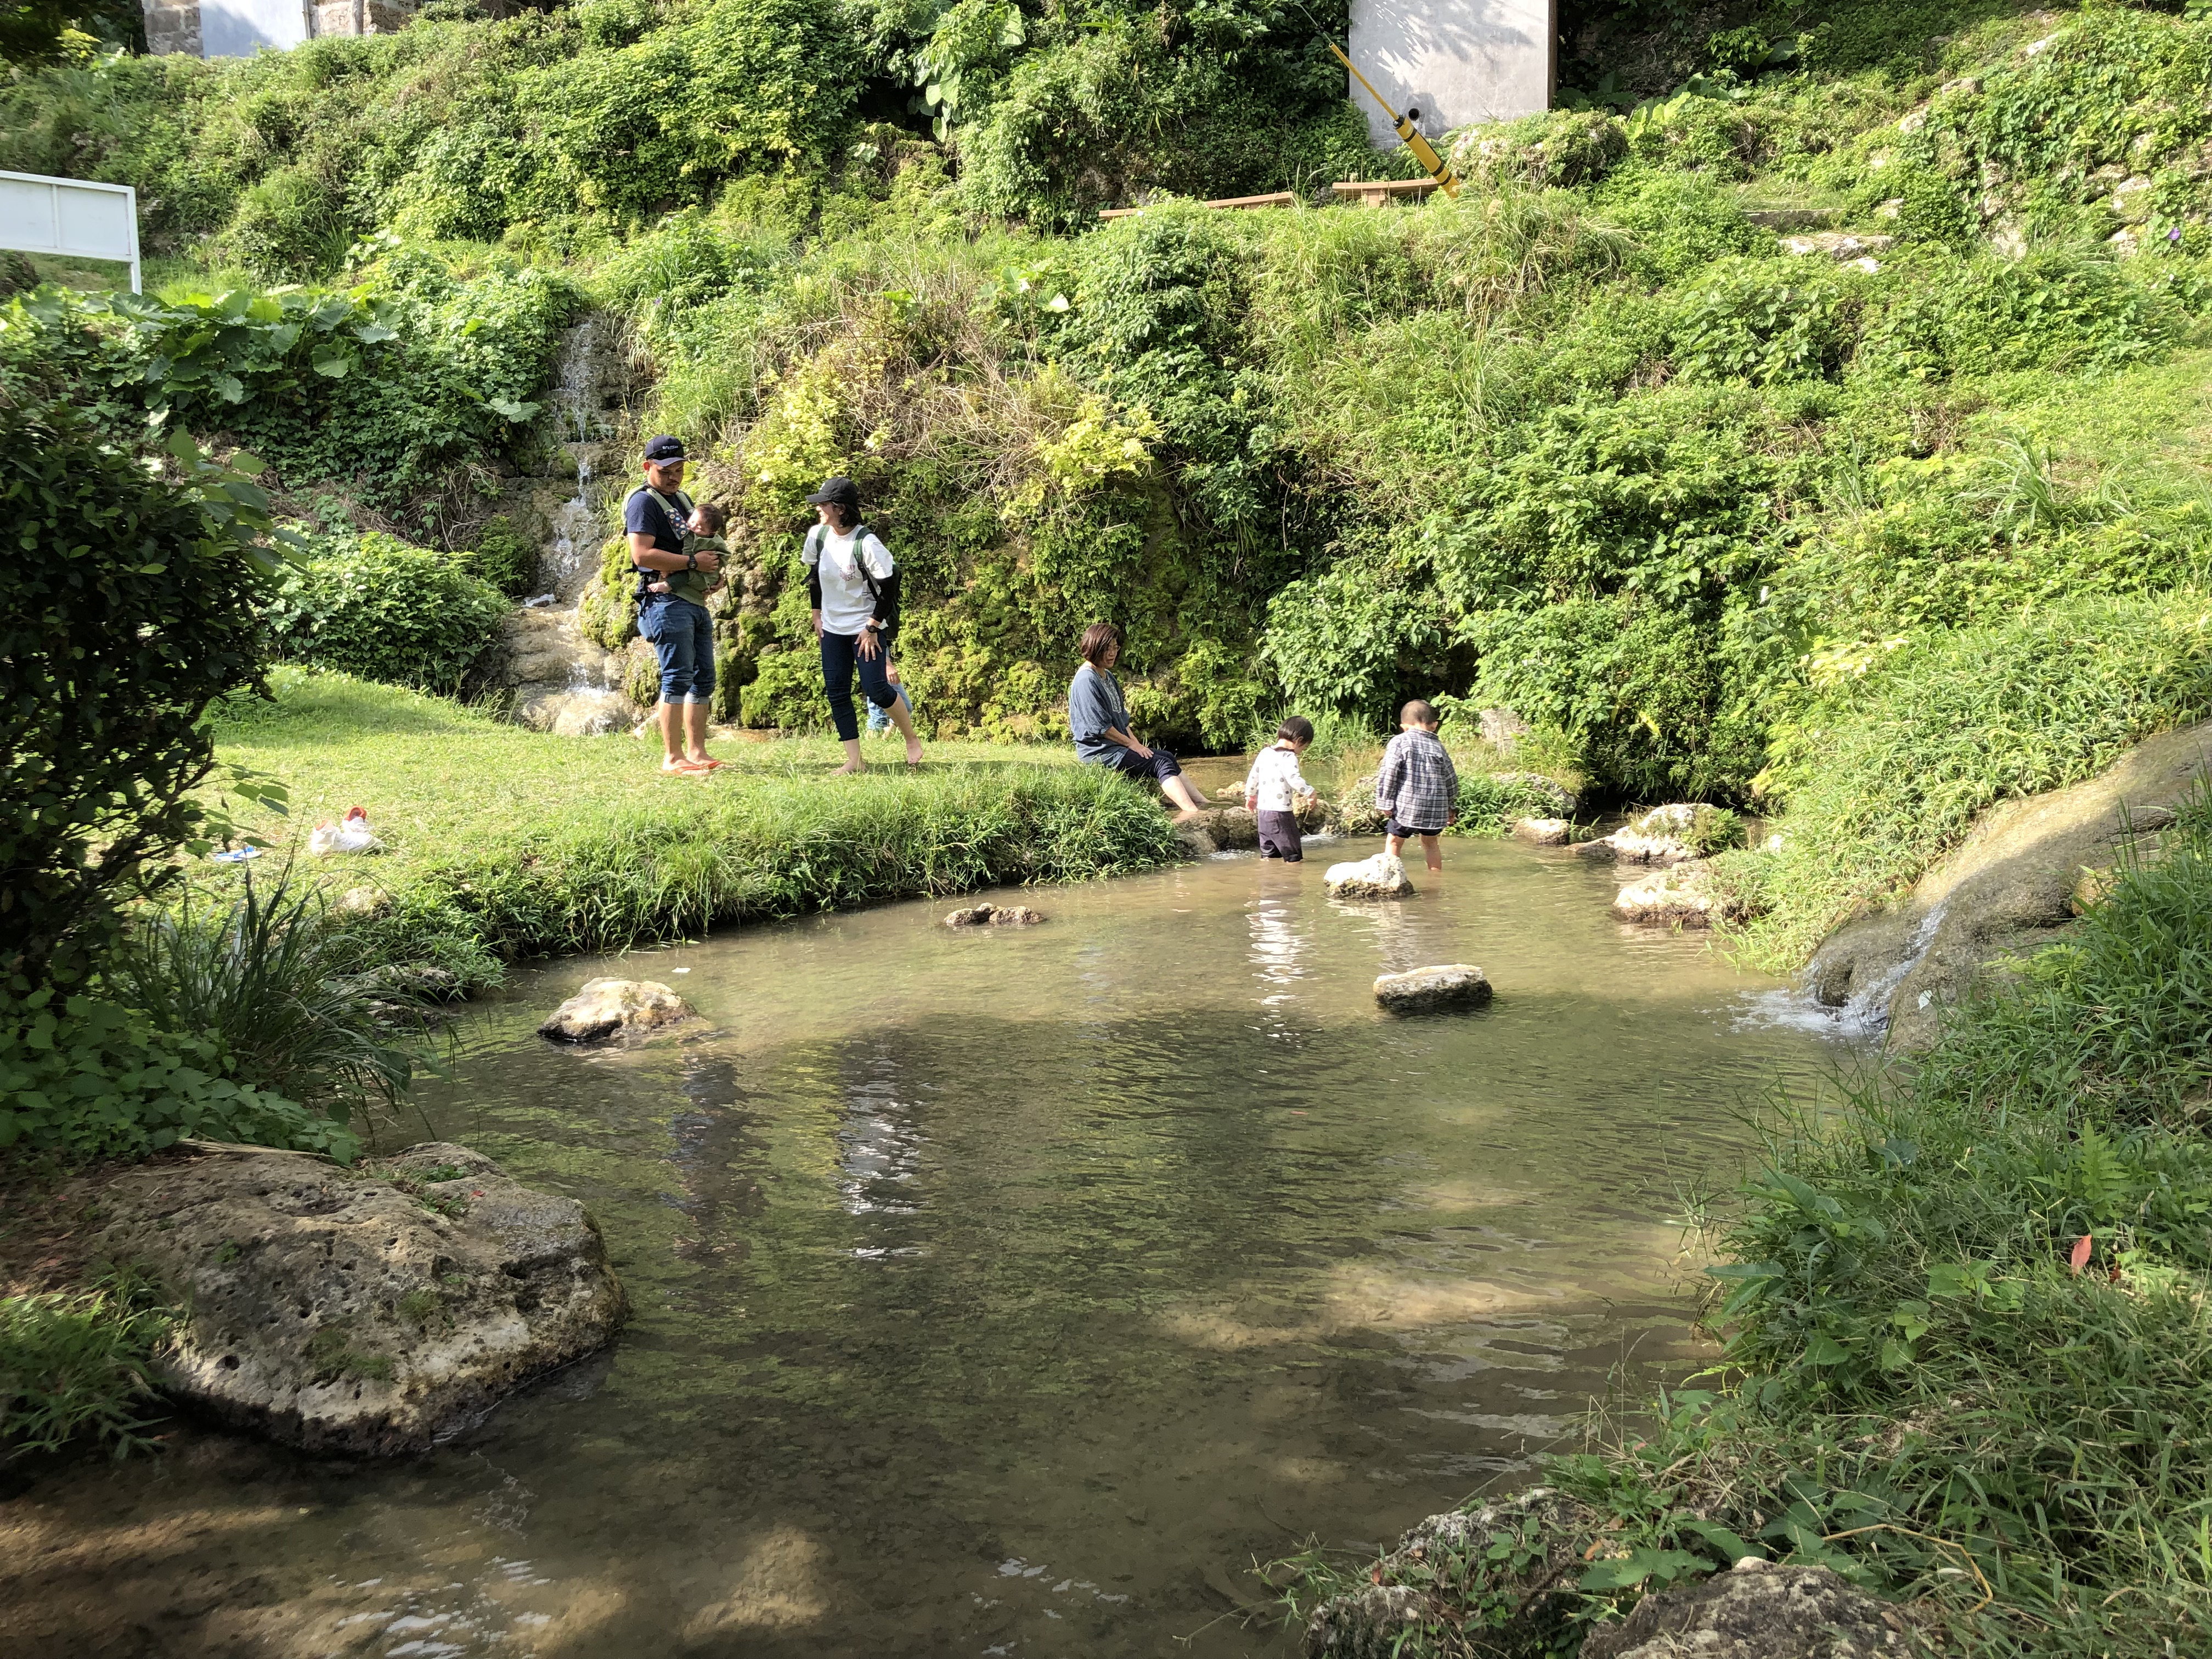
[6,834,1839,1658]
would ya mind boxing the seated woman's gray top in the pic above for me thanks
[1068,663,1130,765]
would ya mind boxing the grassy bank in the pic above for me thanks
[206,670,1181,988]
[1288,793,2212,1657]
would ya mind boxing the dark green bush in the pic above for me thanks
[266,531,506,692]
[0,352,276,980]
[466,514,539,597]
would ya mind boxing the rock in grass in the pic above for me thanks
[539,978,690,1042]
[90,1143,627,1456]
[1513,817,1572,845]
[945,903,1045,927]
[1324,852,1414,899]
[1374,964,1491,1013]
[1614,860,1716,928]
[1578,1558,1912,1659]
[1306,1488,1599,1657]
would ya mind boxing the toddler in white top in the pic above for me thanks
[1244,716,1318,862]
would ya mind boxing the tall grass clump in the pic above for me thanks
[107,864,424,1130]
[1,1268,178,1458]
[1726,595,2212,969]
[1281,792,2212,1658]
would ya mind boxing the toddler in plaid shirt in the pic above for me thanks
[1374,699,1458,872]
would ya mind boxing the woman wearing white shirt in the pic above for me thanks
[801,476,924,774]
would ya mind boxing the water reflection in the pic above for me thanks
[2,837,1844,1659]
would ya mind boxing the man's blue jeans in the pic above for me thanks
[820,630,895,741]
[640,599,714,703]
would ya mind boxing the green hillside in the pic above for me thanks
[10,0,2212,970]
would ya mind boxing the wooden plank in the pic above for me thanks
[1331,178,1441,206]
[1098,191,1297,220]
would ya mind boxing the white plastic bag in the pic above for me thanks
[309,805,381,855]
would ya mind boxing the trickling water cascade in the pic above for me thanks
[490,314,645,735]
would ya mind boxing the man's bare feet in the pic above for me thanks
[661,758,709,775]
[905,735,923,766]
[831,760,867,776]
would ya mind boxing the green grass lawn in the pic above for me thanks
[205,670,1178,984]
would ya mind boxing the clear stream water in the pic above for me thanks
[4,830,1843,1659]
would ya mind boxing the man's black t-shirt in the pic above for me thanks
[624,486,690,600]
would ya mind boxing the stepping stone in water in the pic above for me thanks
[1324,852,1414,899]
[1374,964,1492,1014]
[945,903,1046,927]
[540,978,692,1042]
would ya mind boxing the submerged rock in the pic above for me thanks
[1513,816,1572,845]
[92,1143,627,1455]
[1324,852,1414,899]
[1580,1559,1912,1659]
[1615,860,1717,928]
[539,978,691,1042]
[1374,964,1492,1013]
[945,903,1045,927]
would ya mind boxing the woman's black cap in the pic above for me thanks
[805,475,860,510]
[644,436,687,462]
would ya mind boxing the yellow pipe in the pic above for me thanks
[1327,41,1461,199]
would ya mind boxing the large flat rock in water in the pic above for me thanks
[93,1142,627,1455]
[1808,718,2212,1047]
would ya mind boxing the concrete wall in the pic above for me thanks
[1347,0,1553,150]
[142,0,409,54]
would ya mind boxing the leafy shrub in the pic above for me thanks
[0,364,276,980]
[1,1270,178,1459]
[0,988,357,1159]
[266,531,506,692]
[466,514,539,598]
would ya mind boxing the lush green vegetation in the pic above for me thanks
[16,1,2212,975]
[0,1268,177,1458]
[206,667,1180,977]
[1284,791,2212,1658]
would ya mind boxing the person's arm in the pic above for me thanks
[802,528,825,634]
[1440,746,1460,825]
[1375,741,1403,809]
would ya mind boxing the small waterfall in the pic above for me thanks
[1734,900,1950,1042]
[492,312,646,735]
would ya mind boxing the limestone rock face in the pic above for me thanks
[1513,817,1572,845]
[1325,853,1414,899]
[539,978,691,1042]
[1579,1559,1912,1659]
[1479,707,1531,750]
[945,903,1045,927]
[92,1143,627,1455]
[1615,860,1717,928]
[1374,964,1492,1013]
[1807,716,2212,1047]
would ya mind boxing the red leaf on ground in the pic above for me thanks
[2069,1233,2092,1276]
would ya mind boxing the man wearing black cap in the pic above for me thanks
[627,436,722,774]
[800,475,923,772]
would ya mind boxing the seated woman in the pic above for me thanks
[1068,622,1210,812]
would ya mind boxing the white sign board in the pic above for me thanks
[1349,0,1554,149]
[0,170,140,294]
[202,0,312,57]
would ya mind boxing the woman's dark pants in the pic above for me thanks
[820,630,896,742]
